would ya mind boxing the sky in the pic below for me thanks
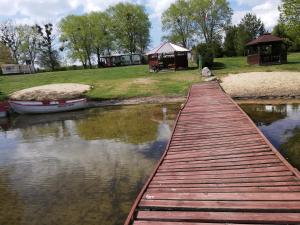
[0,0,282,48]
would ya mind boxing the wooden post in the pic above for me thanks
[174,51,177,71]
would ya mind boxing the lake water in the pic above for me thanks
[240,103,300,171]
[0,104,180,225]
[0,102,299,225]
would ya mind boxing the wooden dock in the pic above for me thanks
[125,81,300,225]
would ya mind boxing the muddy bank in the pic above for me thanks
[90,95,186,107]
[221,72,300,99]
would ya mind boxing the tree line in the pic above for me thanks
[0,0,299,71]
[0,2,150,71]
[162,0,299,65]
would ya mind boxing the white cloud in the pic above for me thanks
[146,0,175,19]
[232,0,281,30]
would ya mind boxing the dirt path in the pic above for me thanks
[220,72,300,99]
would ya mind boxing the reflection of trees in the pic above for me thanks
[17,121,71,141]
[12,145,156,225]
[0,168,24,225]
[281,128,300,171]
[0,103,180,225]
[240,104,287,126]
[76,104,179,145]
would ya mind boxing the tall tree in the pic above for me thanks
[223,25,238,56]
[278,0,300,48]
[239,13,265,39]
[235,13,265,56]
[162,0,195,48]
[0,20,21,64]
[18,25,41,70]
[36,23,60,70]
[88,12,114,68]
[191,0,233,44]
[60,15,89,68]
[108,3,151,61]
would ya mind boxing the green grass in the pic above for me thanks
[213,52,300,77]
[0,65,200,101]
[0,52,299,101]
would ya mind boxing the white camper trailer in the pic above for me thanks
[1,64,34,75]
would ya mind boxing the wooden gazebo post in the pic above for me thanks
[174,51,177,71]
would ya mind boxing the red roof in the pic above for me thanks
[246,33,284,46]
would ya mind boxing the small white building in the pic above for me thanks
[1,64,35,75]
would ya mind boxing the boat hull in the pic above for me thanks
[9,99,88,114]
[0,111,7,118]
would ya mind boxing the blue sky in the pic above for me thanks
[0,0,281,48]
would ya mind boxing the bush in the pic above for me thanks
[193,43,214,68]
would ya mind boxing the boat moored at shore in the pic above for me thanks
[9,98,88,114]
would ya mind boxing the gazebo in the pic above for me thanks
[246,33,287,65]
[147,42,190,72]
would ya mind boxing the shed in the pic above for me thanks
[246,33,287,65]
[147,42,190,72]
[1,64,34,75]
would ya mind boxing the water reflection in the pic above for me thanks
[0,104,180,225]
[240,103,300,170]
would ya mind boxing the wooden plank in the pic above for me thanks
[159,158,281,170]
[139,199,300,211]
[157,165,289,175]
[136,211,300,224]
[158,162,285,173]
[154,171,293,180]
[163,154,276,164]
[147,186,300,193]
[150,176,297,185]
[148,181,300,188]
[133,222,255,225]
[143,192,300,201]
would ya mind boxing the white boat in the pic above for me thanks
[9,98,88,114]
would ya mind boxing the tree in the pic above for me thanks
[18,25,41,70]
[278,0,300,50]
[60,15,94,68]
[162,0,195,48]
[191,0,232,44]
[108,3,151,61]
[223,25,238,56]
[234,13,265,56]
[0,20,21,63]
[0,43,12,64]
[36,23,60,70]
[240,13,265,39]
[88,12,114,68]
[38,48,60,70]
[60,15,90,68]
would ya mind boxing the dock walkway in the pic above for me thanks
[125,82,300,225]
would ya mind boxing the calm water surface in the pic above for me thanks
[0,104,180,225]
[240,103,300,170]
[1,102,299,225]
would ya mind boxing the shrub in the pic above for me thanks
[193,43,214,68]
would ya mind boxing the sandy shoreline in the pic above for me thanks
[220,72,300,98]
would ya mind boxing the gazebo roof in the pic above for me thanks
[246,33,284,46]
[146,42,190,55]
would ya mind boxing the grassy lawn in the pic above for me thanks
[213,52,300,77]
[0,65,200,101]
[0,52,299,101]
